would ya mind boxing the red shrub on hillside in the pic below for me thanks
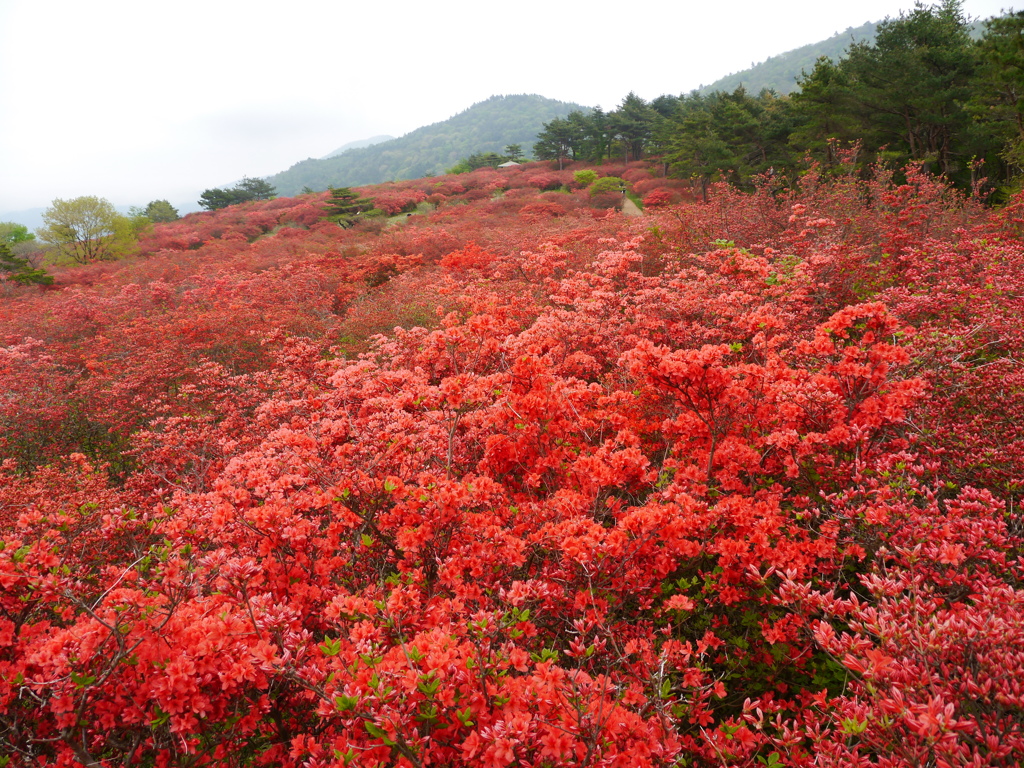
[2,160,1023,768]
[642,188,675,208]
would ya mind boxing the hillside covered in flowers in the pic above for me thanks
[2,158,1023,767]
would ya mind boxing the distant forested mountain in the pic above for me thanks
[699,16,988,96]
[267,94,588,195]
[699,22,879,95]
[322,135,394,159]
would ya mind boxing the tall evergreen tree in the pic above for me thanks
[790,57,861,165]
[970,11,1024,186]
[609,92,658,162]
[839,0,977,179]
[533,116,580,169]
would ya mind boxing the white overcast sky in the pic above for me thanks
[0,0,1014,215]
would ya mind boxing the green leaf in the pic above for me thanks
[70,671,96,688]
[417,673,441,696]
[416,702,439,722]
[319,637,342,657]
[333,748,357,765]
[363,721,396,746]
[334,694,359,713]
[839,717,869,735]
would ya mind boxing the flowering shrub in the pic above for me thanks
[0,162,1022,767]
[642,189,674,208]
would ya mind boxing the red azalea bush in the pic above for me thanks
[524,173,563,191]
[632,177,691,198]
[1,161,1023,767]
[642,189,675,208]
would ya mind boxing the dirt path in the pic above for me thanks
[621,196,643,217]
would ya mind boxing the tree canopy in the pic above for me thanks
[0,222,35,246]
[144,200,180,223]
[0,241,52,285]
[35,196,139,264]
[528,3,1021,194]
[199,177,277,210]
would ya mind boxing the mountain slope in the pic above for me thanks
[699,22,878,95]
[699,15,991,96]
[322,135,394,159]
[267,94,589,196]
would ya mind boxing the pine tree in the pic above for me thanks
[0,242,53,285]
[322,187,376,227]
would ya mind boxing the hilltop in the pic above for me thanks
[699,21,878,95]
[265,94,589,195]
[700,14,990,96]
[322,135,395,159]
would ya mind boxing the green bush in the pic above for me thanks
[573,169,598,186]
[588,176,627,196]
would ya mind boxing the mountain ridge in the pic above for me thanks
[265,94,589,196]
[322,135,395,159]
[698,21,879,95]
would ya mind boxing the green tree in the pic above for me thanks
[198,176,277,210]
[504,144,524,161]
[533,116,578,170]
[0,222,35,246]
[661,96,735,202]
[447,151,509,174]
[582,106,614,162]
[236,176,277,201]
[839,0,978,178]
[790,57,862,165]
[446,158,473,174]
[609,92,658,162]
[322,187,376,227]
[143,200,180,223]
[588,176,627,195]
[198,187,248,210]
[970,11,1024,185]
[573,169,598,187]
[36,196,137,264]
[0,241,52,285]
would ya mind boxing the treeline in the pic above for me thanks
[535,2,1023,198]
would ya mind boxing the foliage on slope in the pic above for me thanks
[266,95,589,196]
[1,158,1024,767]
[698,21,879,96]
